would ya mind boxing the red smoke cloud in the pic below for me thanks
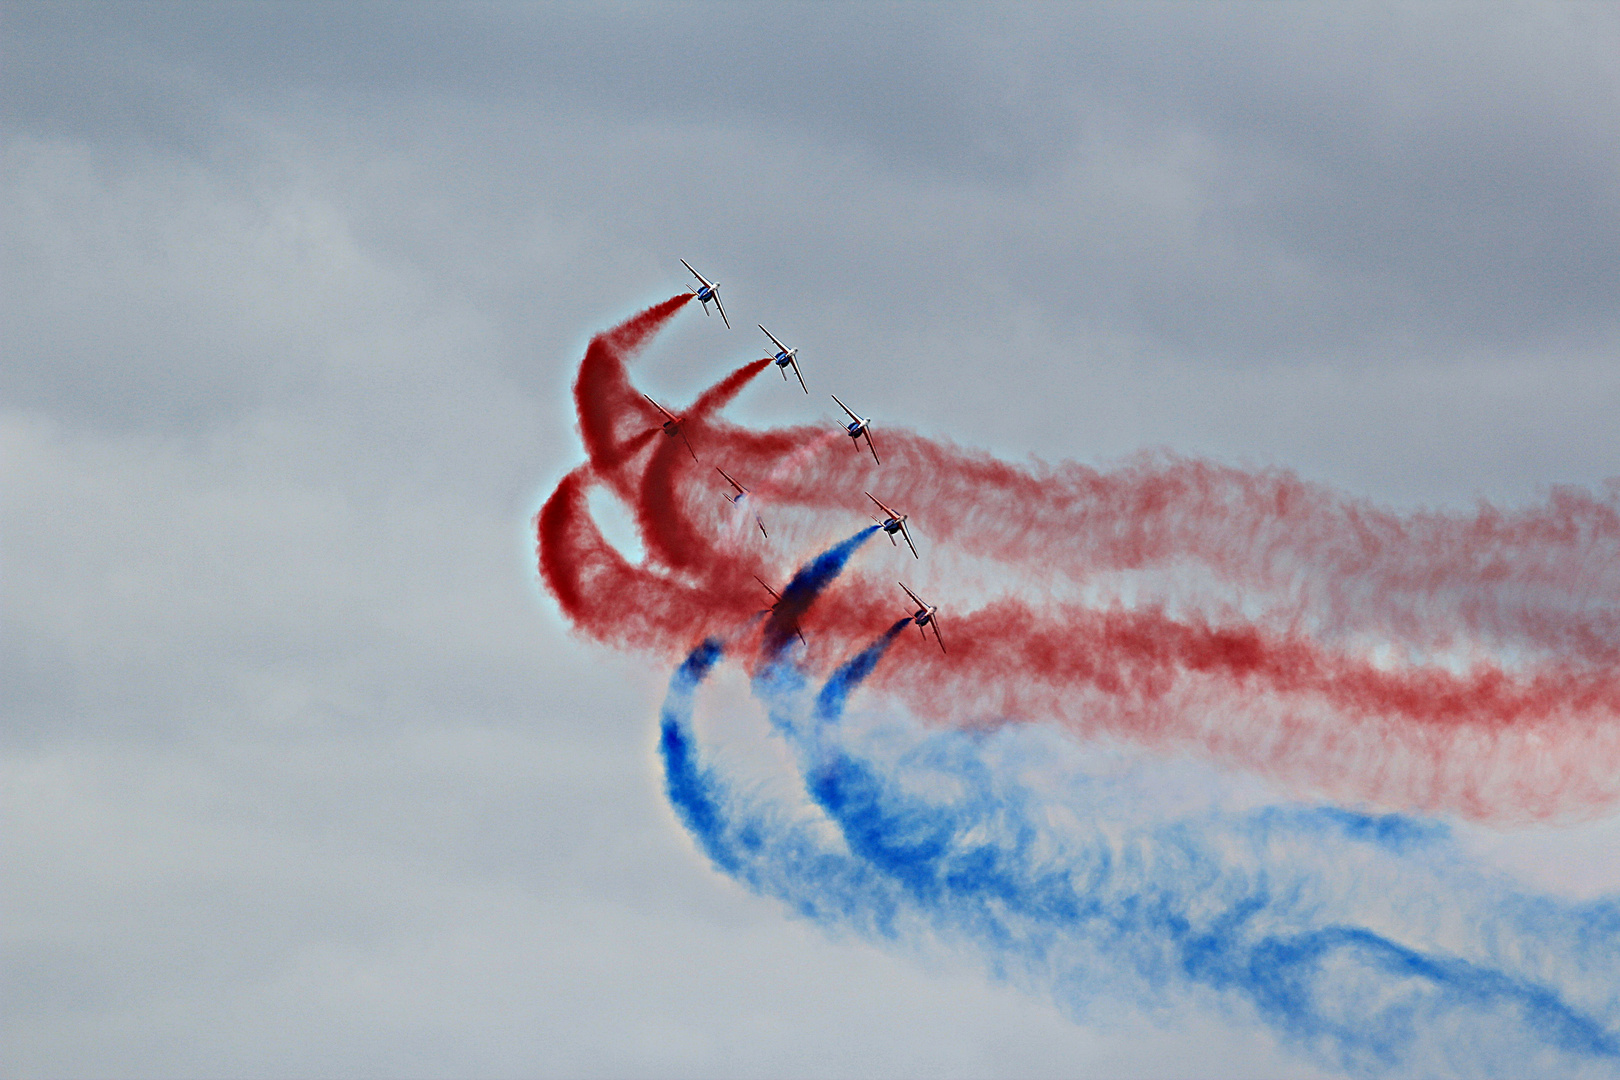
[538,298,1620,822]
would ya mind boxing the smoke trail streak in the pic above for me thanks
[658,637,920,938]
[575,293,692,496]
[795,644,1620,1077]
[654,627,1620,1079]
[720,429,846,547]
[658,638,736,872]
[763,526,881,656]
[539,304,1620,821]
[636,357,773,572]
[813,617,913,724]
[546,301,1620,1080]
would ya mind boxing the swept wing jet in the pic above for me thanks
[718,466,768,538]
[642,394,698,461]
[758,324,807,393]
[899,582,946,653]
[831,393,879,464]
[866,492,917,557]
[756,576,807,644]
[681,259,730,328]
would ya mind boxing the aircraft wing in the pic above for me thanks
[714,291,730,329]
[755,575,802,642]
[864,430,880,465]
[789,357,808,394]
[680,258,712,289]
[899,520,918,558]
[641,393,678,422]
[831,394,861,423]
[716,466,746,496]
[899,581,926,608]
[931,615,946,653]
[759,324,789,353]
[866,491,899,518]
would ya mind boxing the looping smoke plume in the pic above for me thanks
[537,300,1620,1078]
[538,298,1620,822]
[656,625,1620,1079]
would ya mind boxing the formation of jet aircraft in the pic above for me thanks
[670,259,946,656]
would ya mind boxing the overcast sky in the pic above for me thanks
[4,4,1619,1078]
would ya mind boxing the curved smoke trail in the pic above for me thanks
[542,299,1620,1077]
[540,299,1620,823]
[657,561,1620,1080]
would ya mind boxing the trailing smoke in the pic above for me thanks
[545,301,1620,1078]
[539,300,1620,822]
[655,559,1620,1080]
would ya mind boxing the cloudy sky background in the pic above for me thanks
[4,3,1619,1077]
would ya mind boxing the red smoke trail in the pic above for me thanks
[636,356,774,572]
[576,292,693,497]
[537,302,1620,822]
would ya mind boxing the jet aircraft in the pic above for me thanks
[642,394,698,461]
[755,576,807,644]
[718,466,768,538]
[899,582,946,653]
[681,259,730,328]
[831,394,880,464]
[866,492,917,557]
[758,325,807,393]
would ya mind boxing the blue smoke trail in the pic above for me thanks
[814,617,913,724]
[655,538,1620,1078]
[798,645,1620,1076]
[658,638,735,872]
[762,525,881,655]
[657,636,920,938]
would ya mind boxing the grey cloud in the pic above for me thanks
[5,4,1619,1076]
[8,1,1617,382]
[2,3,1066,179]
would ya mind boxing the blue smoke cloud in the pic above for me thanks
[654,535,1620,1078]
[658,638,735,873]
[665,642,1620,1077]
[814,617,913,723]
[762,525,880,655]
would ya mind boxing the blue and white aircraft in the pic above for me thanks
[681,259,729,328]
[758,324,807,393]
[866,492,917,557]
[899,582,946,653]
[831,393,879,464]
[718,466,768,538]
